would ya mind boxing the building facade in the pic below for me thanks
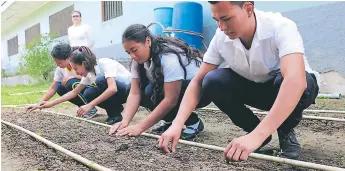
[1,1,344,93]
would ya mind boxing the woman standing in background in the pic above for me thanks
[68,10,95,49]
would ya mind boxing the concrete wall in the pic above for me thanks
[2,1,337,72]
[80,1,211,60]
[282,2,345,77]
[3,1,344,91]
[319,71,345,94]
[1,1,211,73]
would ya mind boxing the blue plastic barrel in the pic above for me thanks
[172,2,203,49]
[152,7,173,36]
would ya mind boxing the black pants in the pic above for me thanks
[139,80,211,126]
[83,76,129,118]
[201,68,319,133]
[56,78,94,107]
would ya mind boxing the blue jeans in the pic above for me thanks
[56,78,95,107]
[201,68,319,132]
[83,76,129,118]
[139,80,211,125]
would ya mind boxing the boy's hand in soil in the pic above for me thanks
[158,124,183,153]
[77,104,93,116]
[109,121,128,135]
[224,133,264,161]
[116,124,144,137]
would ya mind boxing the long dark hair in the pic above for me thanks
[69,46,97,74]
[122,24,202,106]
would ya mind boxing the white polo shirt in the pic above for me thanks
[203,9,319,84]
[131,53,201,83]
[53,67,78,82]
[80,58,131,85]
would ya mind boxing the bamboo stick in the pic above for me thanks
[200,107,345,122]
[1,120,113,171]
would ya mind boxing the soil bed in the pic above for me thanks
[1,108,344,170]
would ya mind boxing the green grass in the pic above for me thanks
[1,81,71,107]
[310,98,345,111]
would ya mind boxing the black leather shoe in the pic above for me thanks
[105,115,123,125]
[278,129,301,159]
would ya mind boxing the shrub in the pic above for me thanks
[20,32,57,80]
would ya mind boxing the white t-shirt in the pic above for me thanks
[68,24,94,49]
[203,9,320,84]
[80,58,131,85]
[53,67,78,82]
[131,53,201,83]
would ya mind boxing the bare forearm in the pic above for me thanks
[173,81,202,128]
[51,91,79,106]
[122,94,141,124]
[253,78,306,139]
[139,98,176,131]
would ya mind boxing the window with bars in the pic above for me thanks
[25,23,41,44]
[7,36,18,56]
[49,5,74,38]
[102,1,123,22]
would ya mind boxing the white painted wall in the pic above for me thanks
[1,1,73,74]
[1,1,210,74]
[1,1,335,75]
[74,1,210,48]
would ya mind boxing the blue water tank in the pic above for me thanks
[152,7,173,36]
[172,2,203,49]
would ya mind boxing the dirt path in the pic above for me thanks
[1,107,345,170]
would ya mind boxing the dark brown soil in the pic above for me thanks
[1,123,90,171]
[1,107,345,171]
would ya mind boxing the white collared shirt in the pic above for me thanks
[53,67,78,82]
[131,53,201,83]
[203,9,319,84]
[80,58,131,85]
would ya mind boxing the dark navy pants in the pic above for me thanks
[140,80,211,125]
[83,76,129,118]
[56,78,94,107]
[201,68,319,133]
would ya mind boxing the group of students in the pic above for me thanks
[26,24,206,138]
[26,1,320,162]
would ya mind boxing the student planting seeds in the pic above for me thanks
[38,45,131,125]
[26,43,97,118]
[109,24,211,140]
[158,1,319,161]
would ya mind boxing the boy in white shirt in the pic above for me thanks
[159,1,319,161]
